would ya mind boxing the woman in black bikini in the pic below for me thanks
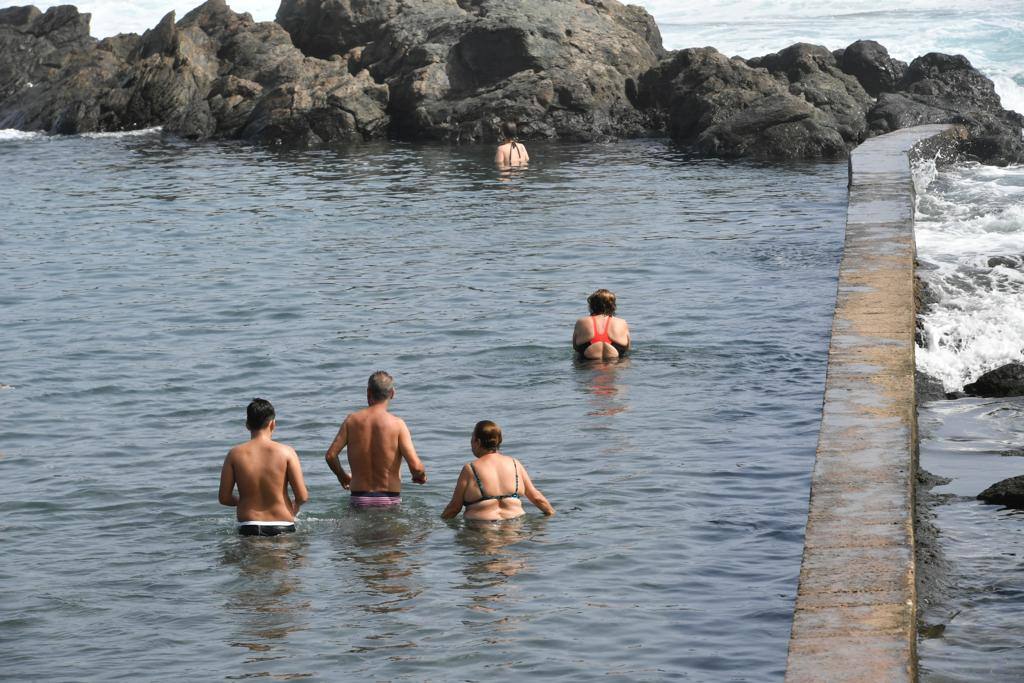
[573,289,631,360]
[442,421,555,521]
[494,121,529,168]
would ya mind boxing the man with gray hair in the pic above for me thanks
[324,371,427,508]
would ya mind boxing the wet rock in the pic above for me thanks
[837,39,907,97]
[987,255,1022,269]
[868,52,1024,165]
[916,370,948,404]
[278,0,663,141]
[978,475,1024,508]
[0,0,389,144]
[963,363,1024,397]
[637,46,851,159]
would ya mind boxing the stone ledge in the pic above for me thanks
[785,124,964,682]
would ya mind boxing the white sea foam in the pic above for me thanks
[0,129,45,141]
[0,127,163,142]
[77,127,163,139]
[915,163,1024,391]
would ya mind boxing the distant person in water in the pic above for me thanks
[442,421,554,521]
[324,371,427,508]
[219,398,309,536]
[495,121,529,168]
[573,288,631,360]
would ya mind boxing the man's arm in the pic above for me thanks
[441,466,470,519]
[287,448,309,515]
[218,451,238,507]
[518,461,554,516]
[324,419,352,489]
[398,419,427,484]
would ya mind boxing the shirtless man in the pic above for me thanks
[219,398,309,536]
[324,371,427,508]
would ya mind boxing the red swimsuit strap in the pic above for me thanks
[590,315,613,344]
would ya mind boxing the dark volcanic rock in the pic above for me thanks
[0,5,93,103]
[837,39,907,97]
[278,0,662,141]
[0,0,389,144]
[868,52,1024,165]
[3,4,1021,162]
[636,46,853,159]
[748,43,874,145]
[978,475,1024,508]
[964,363,1024,397]
[276,0,398,60]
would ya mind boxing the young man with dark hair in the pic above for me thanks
[219,398,309,535]
[324,371,427,508]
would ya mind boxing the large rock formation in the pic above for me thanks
[276,0,663,141]
[866,52,1024,165]
[636,39,1022,163]
[635,45,867,159]
[0,0,1021,163]
[0,5,92,104]
[0,0,388,143]
[963,363,1024,398]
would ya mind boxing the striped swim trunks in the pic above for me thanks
[350,491,401,508]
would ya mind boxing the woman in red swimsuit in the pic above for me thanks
[572,289,631,360]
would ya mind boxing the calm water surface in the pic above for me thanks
[918,398,1024,681]
[0,134,846,680]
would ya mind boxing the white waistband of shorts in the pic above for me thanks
[237,520,295,527]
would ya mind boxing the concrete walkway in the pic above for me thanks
[785,124,963,682]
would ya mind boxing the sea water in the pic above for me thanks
[0,135,846,679]
[6,0,1024,678]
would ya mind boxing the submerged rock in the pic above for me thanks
[963,363,1024,398]
[978,475,1024,508]
[0,0,389,144]
[278,0,662,142]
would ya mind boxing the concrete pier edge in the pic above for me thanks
[784,124,967,682]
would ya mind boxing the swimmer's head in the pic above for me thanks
[472,420,503,453]
[367,370,395,403]
[246,398,275,431]
[500,121,518,141]
[587,289,617,316]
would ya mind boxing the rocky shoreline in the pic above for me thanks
[1,0,1022,163]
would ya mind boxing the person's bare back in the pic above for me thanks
[219,399,308,532]
[325,372,426,508]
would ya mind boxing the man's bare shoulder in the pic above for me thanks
[386,413,409,430]
[268,440,298,458]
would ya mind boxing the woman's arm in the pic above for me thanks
[619,319,631,350]
[518,461,554,516]
[441,465,471,519]
[572,317,589,347]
